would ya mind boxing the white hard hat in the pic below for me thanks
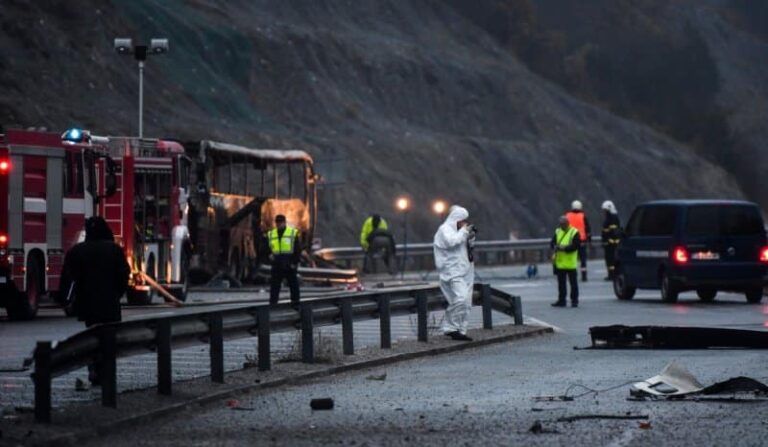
[602,200,617,214]
[571,200,583,211]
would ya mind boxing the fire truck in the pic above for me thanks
[0,129,190,320]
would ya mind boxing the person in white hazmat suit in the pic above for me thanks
[433,205,476,341]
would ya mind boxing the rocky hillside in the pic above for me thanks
[0,0,751,245]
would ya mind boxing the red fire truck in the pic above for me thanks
[0,129,190,320]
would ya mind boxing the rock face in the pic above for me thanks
[0,0,748,245]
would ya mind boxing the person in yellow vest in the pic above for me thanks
[550,215,581,307]
[566,200,592,281]
[360,214,396,274]
[267,215,301,305]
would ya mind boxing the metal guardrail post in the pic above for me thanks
[481,283,493,330]
[157,320,172,395]
[301,304,314,363]
[341,300,354,355]
[257,307,271,371]
[209,314,224,383]
[416,291,428,342]
[100,326,118,408]
[512,295,523,325]
[33,341,52,423]
[379,295,391,349]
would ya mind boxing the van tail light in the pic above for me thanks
[759,246,768,263]
[673,246,689,264]
[0,159,10,174]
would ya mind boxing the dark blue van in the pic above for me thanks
[613,200,768,303]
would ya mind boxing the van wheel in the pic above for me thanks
[660,272,679,303]
[613,269,636,300]
[696,288,717,302]
[745,287,763,304]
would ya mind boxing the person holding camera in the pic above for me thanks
[550,215,581,307]
[433,205,476,341]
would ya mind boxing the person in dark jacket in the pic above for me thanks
[601,200,622,281]
[59,216,130,384]
[267,215,302,305]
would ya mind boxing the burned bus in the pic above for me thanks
[185,140,318,284]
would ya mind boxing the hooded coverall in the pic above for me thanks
[433,206,474,335]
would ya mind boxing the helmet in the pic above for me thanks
[571,200,583,211]
[602,200,617,214]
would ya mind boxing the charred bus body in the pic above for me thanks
[185,140,317,284]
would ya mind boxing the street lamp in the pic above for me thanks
[432,200,447,217]
[396,197,410,280]
[114,37,169,138]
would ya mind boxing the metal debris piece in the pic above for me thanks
[310,398,334,410]
[589,325,768,349]
[366,373,387,381]
[631,361,768,399]
[556,414,649,423]
[630,361,704,397]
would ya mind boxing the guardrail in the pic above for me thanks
[31,283,522,422]
[316,237,605,270]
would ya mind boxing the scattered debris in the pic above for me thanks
[366,373,387,381]
[589,325,768,349]
[630,361,768,399]
[310,398,334,410]
[639,421,652,430]
[226,399,255,411]
[74,378,89,392]
[556,414,648,423]
[528,420,558,434]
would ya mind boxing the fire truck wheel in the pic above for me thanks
[7,257,42,320]
[126,287,153,306]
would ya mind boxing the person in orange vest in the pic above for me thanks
[566,200,592,281]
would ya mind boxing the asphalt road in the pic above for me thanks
[81,263,768,446]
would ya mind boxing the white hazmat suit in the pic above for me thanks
[433,206,474,335]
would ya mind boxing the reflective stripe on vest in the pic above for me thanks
[554,227,579,270]
[566,211,587,241]
[268,227,298,255]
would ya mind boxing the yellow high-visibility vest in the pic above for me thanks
[268,227,298,255]
[360,216,389,250]
[554,227,579,270]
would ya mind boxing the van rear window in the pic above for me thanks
[685,205,764,236]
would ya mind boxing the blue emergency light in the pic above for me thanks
[61,128,90,144]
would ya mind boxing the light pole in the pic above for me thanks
[114,38,169,139]
[396,197,410,280]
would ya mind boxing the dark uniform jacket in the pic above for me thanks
[601,214,622,246]
[60,240,130,326]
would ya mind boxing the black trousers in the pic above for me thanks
[604,244,617,278]
[270,258,300,305]
[556,269,579,304]
[578,245,588,269]
[363,236,396,274]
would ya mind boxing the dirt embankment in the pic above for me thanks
[0,0,746,245]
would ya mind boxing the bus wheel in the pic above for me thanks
[8,256,42,320]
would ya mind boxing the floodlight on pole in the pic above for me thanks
[395,196,410,279]
[432,200,447,216]
[114,37,169,139]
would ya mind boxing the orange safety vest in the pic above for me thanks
[566,211,587,241]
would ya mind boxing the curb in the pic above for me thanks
[36,325,553,446]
